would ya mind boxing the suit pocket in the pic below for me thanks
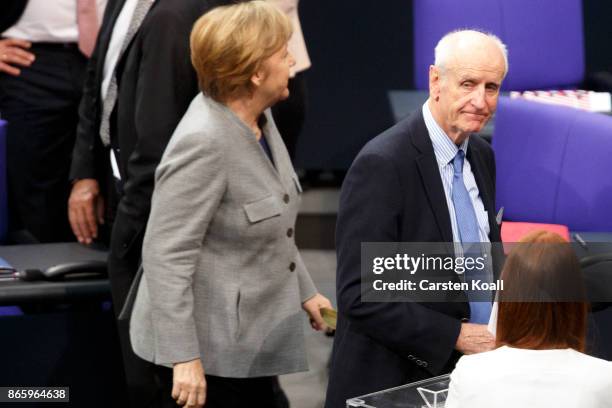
[243,195,282,223]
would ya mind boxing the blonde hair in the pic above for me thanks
[190,1,293,102]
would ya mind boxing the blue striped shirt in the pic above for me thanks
[422,102,490,244]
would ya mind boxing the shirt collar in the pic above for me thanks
[422,101,469,166]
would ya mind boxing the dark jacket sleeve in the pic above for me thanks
[336,148,462,375]
[69,49,104,180]
[116,9,198,225]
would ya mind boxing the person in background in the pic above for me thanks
[446,230,612,407]
[0,0,106,243]
[269,0,310,161]
[128,2,332,407]
[68,0,230,405]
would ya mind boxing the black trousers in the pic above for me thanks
[153,365,290,408]
[0,42,86,243]
[108,210,161,408]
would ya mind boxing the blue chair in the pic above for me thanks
[493,98,612,359]
[493,97,612,232]
[412,0,585,91]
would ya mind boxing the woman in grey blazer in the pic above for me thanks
[128,2,332,407]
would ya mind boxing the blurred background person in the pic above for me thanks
[68,0,230,405]
[128,2,332,407]
[268,0,310,162]
[0,0,106,243]
[446,231,612,408]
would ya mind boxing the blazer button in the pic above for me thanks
[289,262,296,272]
[422,361,428,368]
[283,194,290,203]
[408,354,414,360]
[287,228,294,237]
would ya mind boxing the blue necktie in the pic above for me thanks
[451,150,492,323]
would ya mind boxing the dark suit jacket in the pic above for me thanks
[324,110,501,407]
[70,0,228,255]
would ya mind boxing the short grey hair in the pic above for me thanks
[434,29,508,76]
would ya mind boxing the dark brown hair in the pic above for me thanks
[496,230,588,351]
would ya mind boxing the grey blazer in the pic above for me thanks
[129,93,317,378]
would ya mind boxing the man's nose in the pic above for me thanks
[470,87,486,110]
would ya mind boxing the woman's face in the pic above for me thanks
[255,43,295,105]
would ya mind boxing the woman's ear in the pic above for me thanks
[251,70,264,88]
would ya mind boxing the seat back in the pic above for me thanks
[413,0,585,91]
[493,97,612,232]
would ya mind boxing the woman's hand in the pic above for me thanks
[172,358,206,407]
[302,293,333,331]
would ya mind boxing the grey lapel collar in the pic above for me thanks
[118,0,156,61]
[258,112,285,188]
[206,98,286,190]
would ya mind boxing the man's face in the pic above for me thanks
[429,43,506,142]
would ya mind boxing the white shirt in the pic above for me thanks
[2,0,107,43]
[422,101,491,243]
[101,0,140,100]
[446,346,612,408]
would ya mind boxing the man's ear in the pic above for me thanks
[429,65,441,100]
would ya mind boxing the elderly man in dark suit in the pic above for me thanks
[325,29,508,407]
[67,0,230,406]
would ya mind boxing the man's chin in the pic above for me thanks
[462,120,488,134]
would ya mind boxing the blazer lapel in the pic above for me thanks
[412,113,454,243]
[260,111,288,187]
[118,0,156,62]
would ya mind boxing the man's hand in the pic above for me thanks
[455,322,495,355]
[0,38,35,76]
[302,293,333,331]
[68,178,105,244]
[172,359,206,408]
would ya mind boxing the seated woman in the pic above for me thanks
[127,2,332,407]
[445,231,612,408]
